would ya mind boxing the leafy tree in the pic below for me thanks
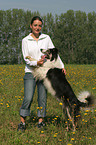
[0,9,96,64]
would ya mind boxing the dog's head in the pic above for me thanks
[41,48,58,61]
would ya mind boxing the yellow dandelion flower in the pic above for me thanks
[71,138,75,141]
[59,139,62,142]
[59,102,63,105]
[41,131,44,134]
[89,137,92,140]
[0,103,3,105]
[54,118,57,120]
[84,113,87,115]
[73,132,75,134]
[85,110,89,112]
[82,119,84,121]
[37,142,40,144]
[37,107,39,109]
[53,134,57,138]
[26,140,28,143]
[92,87,96,90]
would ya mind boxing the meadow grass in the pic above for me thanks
[0,64,96,145]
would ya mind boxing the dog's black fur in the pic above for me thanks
[43,48,93,131]
[26,48,94,131]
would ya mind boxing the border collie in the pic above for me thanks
[26,48,93,131]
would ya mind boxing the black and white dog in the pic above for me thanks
[26,48,93,131]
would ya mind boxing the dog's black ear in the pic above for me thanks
[40,49,43,52]
[54,48,58,54]
[51,48,58,61]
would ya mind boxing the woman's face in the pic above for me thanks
[30,19,42,36]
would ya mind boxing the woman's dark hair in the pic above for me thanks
[30,16,43,25]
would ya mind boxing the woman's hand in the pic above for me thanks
[62,68,66,75]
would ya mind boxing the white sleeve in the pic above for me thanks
[47,35,55,48]
[58,55,64,68]
[22,39,37,66]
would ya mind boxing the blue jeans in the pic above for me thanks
[20,73,47,118]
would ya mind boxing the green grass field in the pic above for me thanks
[0,64,96,145]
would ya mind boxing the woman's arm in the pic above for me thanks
[22,39,38,66]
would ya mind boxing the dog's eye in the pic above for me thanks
[40,49,46,53]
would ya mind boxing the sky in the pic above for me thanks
[0,0,96,16]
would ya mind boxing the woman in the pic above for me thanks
[18,16,66,131]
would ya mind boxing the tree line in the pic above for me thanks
[0,9,96,64]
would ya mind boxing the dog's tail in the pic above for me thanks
[77,91,94,107]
